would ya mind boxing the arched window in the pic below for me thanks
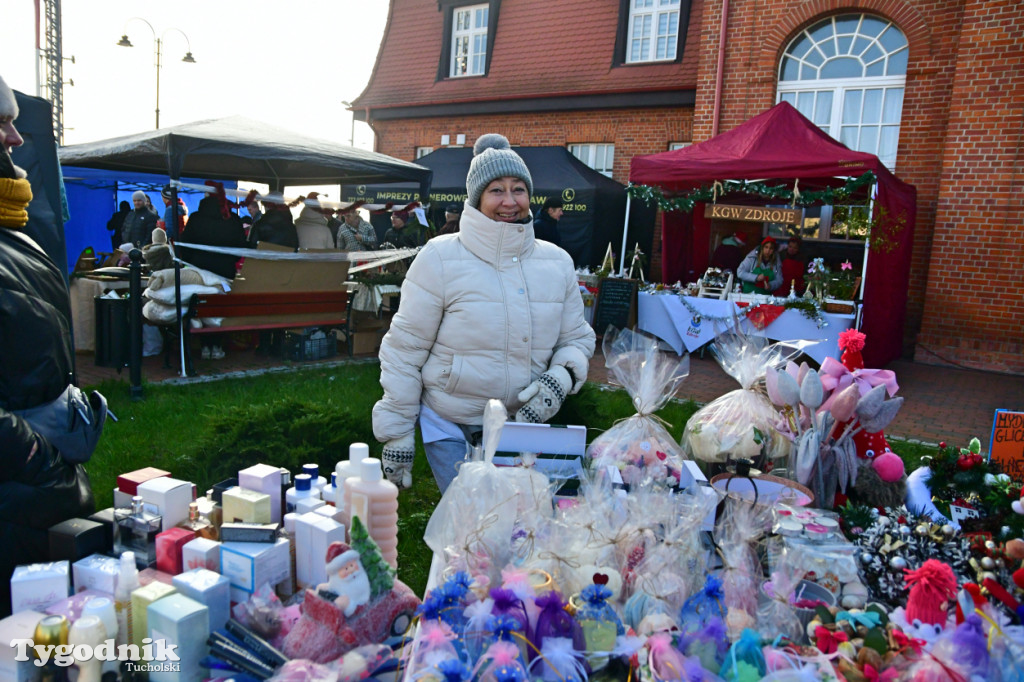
[777,14,907,169]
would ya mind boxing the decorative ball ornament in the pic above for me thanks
[941,525,954,537]
[981,557,995,570]
[889,557,908,570]
[985,540,997,551]
[915,525,928,536]
[877,517,890,527]
[899,525,911,535]
[861,552,874,565]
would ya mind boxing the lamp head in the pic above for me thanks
[182,52,196,64]
[117,35,133,47]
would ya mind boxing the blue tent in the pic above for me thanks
[61,166,232,273]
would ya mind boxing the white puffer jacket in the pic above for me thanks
[372,204,595,442]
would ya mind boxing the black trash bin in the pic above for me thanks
[94,296,130,368]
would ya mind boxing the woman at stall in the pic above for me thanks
[737,236,783,294]
[372,134,595,492]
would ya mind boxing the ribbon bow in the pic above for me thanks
[813,626,848,655]
[890,628,926,655]
[819,356,899,413]
[835,610,881,629]
[862,663,899,682]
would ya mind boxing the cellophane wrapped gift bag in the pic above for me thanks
[424,400,556,592]
[587,328,691,486]
[681,327,808,467]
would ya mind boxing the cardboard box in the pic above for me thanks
[87,507,116,552]
[72,554,120,594]
[294,513,345,589]
[137,477,193,530]
[182,538,221,573]
[220,539,290,603]
[491,421,588,482]
[117,467,171,496]
[222,486,272,524]
[349,330,384,355]
[147,594,209,682]
[238,464,284,523]
[48,518,107,563]
[172,569,230,631]
[10,561,69,613]
[130,581,177,648]
[294,496,325,515]
[0,610,46,681]
[156,527,197,575]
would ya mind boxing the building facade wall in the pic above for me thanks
[364,0,1023,374]
[369,107,696,278]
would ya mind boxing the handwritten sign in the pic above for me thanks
[704,203,802,224]
[989,409,1024,479]
[593,278,638,335]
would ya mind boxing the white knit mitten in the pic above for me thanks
[515,366,572,424]
[381,433,414,488]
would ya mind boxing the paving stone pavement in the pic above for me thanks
[78,339,1023,452]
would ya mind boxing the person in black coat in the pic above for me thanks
[106,200,130,251]
[248,200,299,250]
[533,197,563,246]
[0,76,94,616]
[177,194,247,279]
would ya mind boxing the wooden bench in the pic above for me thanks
[168,289,348,376]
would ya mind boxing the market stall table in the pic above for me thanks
[637,291,857,364]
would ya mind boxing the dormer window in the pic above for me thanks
[627,0,681,63]
[450,4,489,77]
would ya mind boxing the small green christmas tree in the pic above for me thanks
[349,515,395,600]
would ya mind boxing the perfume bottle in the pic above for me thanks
[181,501,218,540]
[198,488,223,529]
[114,496,161,568]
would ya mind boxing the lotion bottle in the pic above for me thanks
[114,551,140,648]
[346,457,399,568]
[337,442,369,531]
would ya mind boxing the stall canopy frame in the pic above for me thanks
[629,102,917,366]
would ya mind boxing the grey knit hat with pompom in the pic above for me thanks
[465,133,533,208]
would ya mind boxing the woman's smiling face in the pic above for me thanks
[479,176,530,222]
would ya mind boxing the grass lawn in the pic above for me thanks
[83,363,934,595]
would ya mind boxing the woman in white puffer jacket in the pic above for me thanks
[372,134,595,492]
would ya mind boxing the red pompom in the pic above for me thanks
[838,329,866,353]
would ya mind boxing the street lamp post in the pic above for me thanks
[118,19,196,129]
[341,100,355,147]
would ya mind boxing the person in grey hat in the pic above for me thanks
[373,133,595,492]
[121,189,159,247]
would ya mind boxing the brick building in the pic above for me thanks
[351,0,1023,374]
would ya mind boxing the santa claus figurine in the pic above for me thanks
[320,545,372,617]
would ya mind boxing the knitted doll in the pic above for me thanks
[834,329,906,507]
[889,559,957,649]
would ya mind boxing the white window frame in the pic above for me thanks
[450,4,489,78]
[569,143,615,178]
[415,146,434,159]
[776,13,907,170]
[668,141,691,150]
[626,0,681,64]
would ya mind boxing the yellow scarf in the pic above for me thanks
[0,177,33,228]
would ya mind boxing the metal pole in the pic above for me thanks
[154,37,161,129]
[860,182,876,301]
[128,248,144,400]
[618,194,632,276]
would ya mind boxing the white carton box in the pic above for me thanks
[0,610,46,681]
[72,554,120,594]
[172,568,230,631]
[137,477,193,530]
[295,496,325,515]
[294,513,345,589]
[181,537,221,573]
[238,463,283,523]
[220,539,290,603]
[147,593,210,682]
[10,561,70,613]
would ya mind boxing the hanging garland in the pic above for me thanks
[676,292,827,329]
[627,172,876,214]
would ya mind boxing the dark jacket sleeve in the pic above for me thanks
[0,408,54,483]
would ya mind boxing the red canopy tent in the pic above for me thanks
[629,101,916,367]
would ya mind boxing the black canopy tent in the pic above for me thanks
[59,115,432,196]
[340,146,654,268]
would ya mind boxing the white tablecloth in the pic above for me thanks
[637,292,856,364]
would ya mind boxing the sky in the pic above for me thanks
[0,0,390,151]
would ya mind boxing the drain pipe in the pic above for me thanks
[711,0,730,137]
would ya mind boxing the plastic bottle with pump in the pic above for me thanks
[114,551,140,648]
[337,442,369,531]
[346,457,399,568]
